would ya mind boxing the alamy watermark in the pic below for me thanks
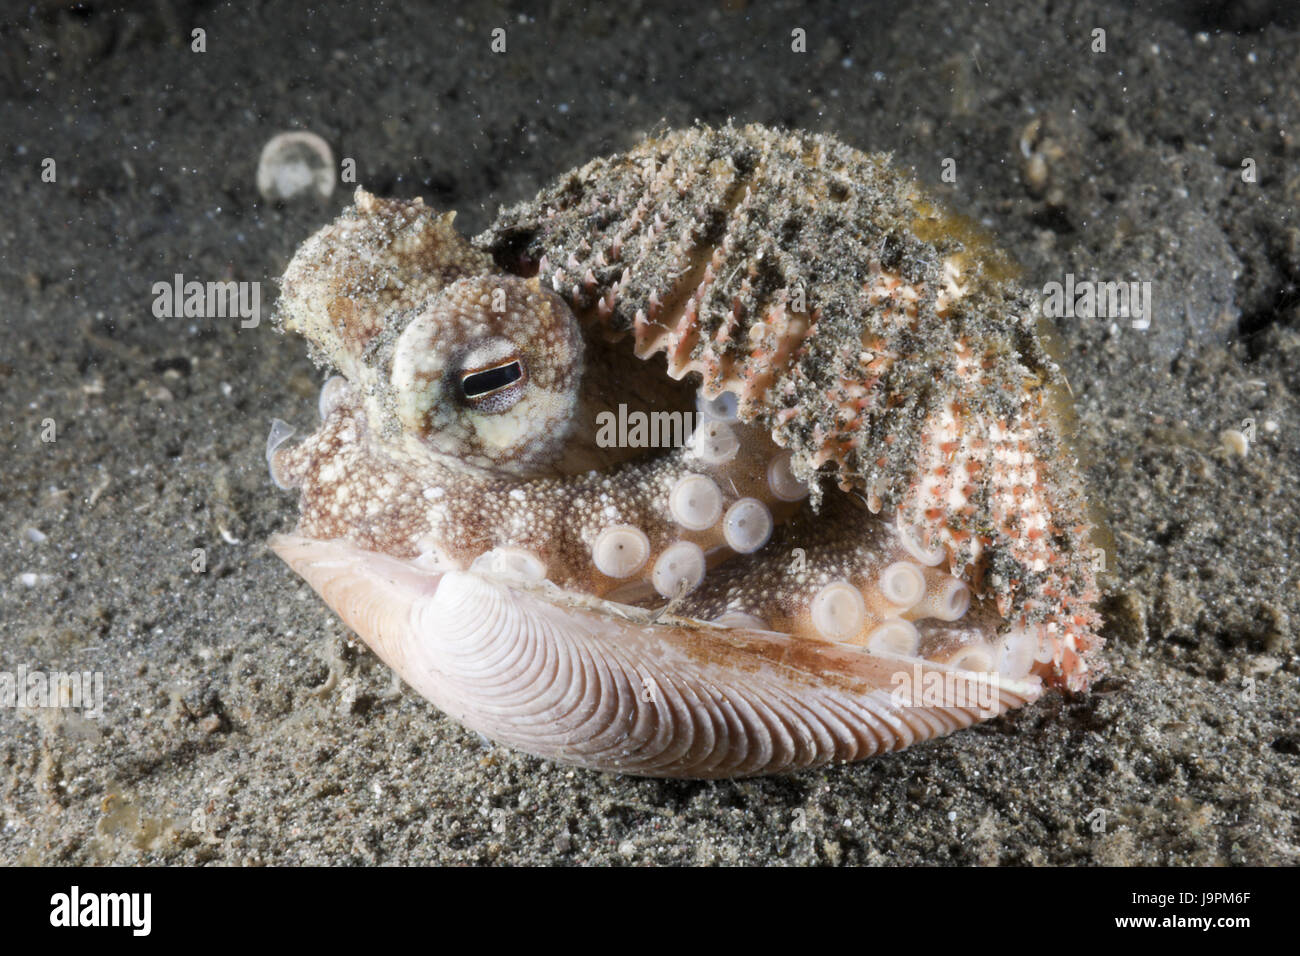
[595,405,701,449]
[49,886,150,936]
[1,665,104,719]
[151,273,261,328]
[889,662,1000,718]
[1042,273,1152,330]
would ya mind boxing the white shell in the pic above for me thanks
[271,534,1042,778]
[256,130,336,201]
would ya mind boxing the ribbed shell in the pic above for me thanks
[272,534,1040,778]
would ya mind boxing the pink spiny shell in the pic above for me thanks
[479,124,1102,682]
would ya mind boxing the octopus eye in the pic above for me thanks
[389,274,583,474]
[459,357,527,412]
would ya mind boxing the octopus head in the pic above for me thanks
[390,275,583,476]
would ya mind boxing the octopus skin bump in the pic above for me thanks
[266,123,1103,778]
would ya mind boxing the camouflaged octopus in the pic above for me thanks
[267,123,1103,778]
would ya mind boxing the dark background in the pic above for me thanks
[0,0,1296,864]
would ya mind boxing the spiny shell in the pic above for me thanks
[477,124,1101,684]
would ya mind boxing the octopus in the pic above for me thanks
[266,123,1103,778]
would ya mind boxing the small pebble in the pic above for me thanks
[1218,429,1249,457]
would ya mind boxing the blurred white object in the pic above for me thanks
[257,131,335,201]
